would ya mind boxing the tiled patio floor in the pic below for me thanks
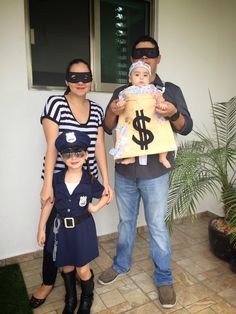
[3,213,236,313]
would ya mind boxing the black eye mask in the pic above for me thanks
[66,72,92,83]
[131,47,159,59]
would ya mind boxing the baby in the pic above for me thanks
[118,60,171,168]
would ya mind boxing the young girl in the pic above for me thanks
[38,130,108,314]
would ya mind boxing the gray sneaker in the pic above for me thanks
[98,267,126,285]
[158,285,176,308]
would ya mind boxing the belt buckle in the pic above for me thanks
[64,217,75,228]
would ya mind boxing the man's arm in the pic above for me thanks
[103,85,128,134]
[166,107,187,131]
[169,85,193,135]
[103,100,119,133]
[155,83,193,136]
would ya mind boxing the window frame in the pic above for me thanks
[24,0,157,92]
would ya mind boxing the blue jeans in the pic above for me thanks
[113,171,173,287]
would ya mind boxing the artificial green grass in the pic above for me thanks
[0,263,33,314]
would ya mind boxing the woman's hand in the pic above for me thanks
[103,183,113,204]
[37,229,46,247]
[40,184,54,209]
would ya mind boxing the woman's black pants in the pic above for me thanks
[42,207,58,285]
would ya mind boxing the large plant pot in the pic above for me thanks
[208,218,236,273]
[230,256,236,273]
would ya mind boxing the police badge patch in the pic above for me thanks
[66,132,76,143]
[79,196,87,207]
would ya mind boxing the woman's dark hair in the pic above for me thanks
[64,58,92,95]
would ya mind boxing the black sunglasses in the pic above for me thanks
[61,150,86,160]
[66,72,92,83]
[132,47,159,59]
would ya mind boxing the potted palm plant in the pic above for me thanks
[166,96,236,271]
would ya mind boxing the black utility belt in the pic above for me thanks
[57,211,91,228]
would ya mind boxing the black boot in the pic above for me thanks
[77,270,94,314]
[61,270,77,314]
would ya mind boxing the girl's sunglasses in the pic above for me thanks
[61,150,86,160]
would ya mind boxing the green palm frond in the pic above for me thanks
[211,97,236,147]
[167,142,220,228]
[167,97,236,230]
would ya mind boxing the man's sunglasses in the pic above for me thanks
[132,47,159,59]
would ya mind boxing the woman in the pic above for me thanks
[30,58,113,308]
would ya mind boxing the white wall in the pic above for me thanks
[158,0,236,131]
[0,0,235,259]
[157,0,236,214]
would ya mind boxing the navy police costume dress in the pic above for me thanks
[47,169,104,267]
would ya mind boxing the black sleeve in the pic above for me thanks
[104,84,129,135]
[164,82,193,136]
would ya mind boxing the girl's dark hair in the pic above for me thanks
[64,58,92,95]
[85,159,95,183]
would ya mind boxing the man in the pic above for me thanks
[98,35,193,308]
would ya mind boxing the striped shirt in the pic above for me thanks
[41,95,104,179]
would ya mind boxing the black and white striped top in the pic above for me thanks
[41,95,104,179]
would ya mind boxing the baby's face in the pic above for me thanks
[129,67,150,86]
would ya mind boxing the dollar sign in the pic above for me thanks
[132,110,154,150]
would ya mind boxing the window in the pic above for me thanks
[25,0,155,92]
